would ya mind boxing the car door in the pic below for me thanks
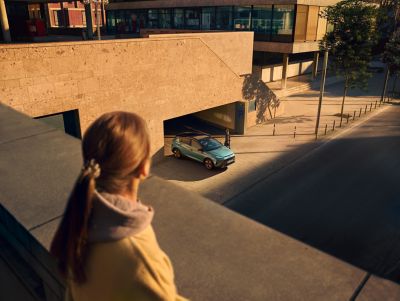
[179,137,192,157]
[190,139,206,162]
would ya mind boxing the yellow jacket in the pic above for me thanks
[66,191,187,301]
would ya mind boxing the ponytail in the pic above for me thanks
[50,160,100,284]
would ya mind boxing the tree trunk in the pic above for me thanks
[381,67,390,103]
[391,75,398,101]
[340,78,349,127]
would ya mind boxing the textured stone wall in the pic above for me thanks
[148,32,254,76]
[0,35,250,155]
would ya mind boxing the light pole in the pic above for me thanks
[315,49,329,137]
[82,0,108,40]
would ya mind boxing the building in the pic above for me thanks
[105,0,336,87]
[0,0,104,42]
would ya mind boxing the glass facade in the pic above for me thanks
[252,5,273,41]
[107,4,321,43]
[173,8,184,29]
[201,7,216,30]
[271,5,295,42]
[233,6,251,30]
[185,8,201,29]
[147,9,158,28]
[159,9,172,29]
[215,6,233,30]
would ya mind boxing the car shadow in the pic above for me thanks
[152,155,227,182]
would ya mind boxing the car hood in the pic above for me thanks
[206,146,234,158]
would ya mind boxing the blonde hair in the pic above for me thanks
[50,111,151,284]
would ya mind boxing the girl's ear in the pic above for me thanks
[139,159,151,180]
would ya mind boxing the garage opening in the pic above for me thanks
[35,109,81,139]
[163,101,245,156]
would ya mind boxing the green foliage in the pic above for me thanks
[373,0,399,52]
[320,0,378,89]
[384,29,400,76]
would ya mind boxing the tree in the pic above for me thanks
[383,29,400,99]
[380,1,399,101]
[320,0,378,126]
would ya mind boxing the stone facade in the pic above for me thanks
[0,33,253,156]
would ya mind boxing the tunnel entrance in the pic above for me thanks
[35,109,81,139]
[163,102,245,156]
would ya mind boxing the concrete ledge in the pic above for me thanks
[1,104,398,300]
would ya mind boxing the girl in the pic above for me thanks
[50,111,187,301]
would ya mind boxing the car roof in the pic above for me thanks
[175,132,211,140]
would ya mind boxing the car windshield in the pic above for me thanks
[198,138,222,151]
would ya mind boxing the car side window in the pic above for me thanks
[180,137,190,145]
[191,140,202,150]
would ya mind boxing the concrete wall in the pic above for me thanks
[259,59,322,83]
[148,32,254,76]
[0,34,252,156]
[194,102,236,130]
[254,41,320,54]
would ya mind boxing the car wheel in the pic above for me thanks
[173,148,182,159]
[204,158,214,170]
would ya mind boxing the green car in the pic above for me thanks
[171,133,235,170]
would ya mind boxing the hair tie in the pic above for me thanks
[82,159,101,179]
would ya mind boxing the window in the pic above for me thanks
[28,4,41,19]
[159,8,171,28]
[53,10,64,27]
[271,5,295,42]
[147,9,158,28]
[82,10,86,26]
[115,10,129,33]
[180,137,190,145]
[233,6,251,30]
[185,8,200,29]
[201,7,216,30]
[173,8,184,28]
[216,6,233,30]
[248,100,257,112]
[191,140,202,150]
[252,5,273,41]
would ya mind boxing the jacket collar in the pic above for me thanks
[88,190,154,243]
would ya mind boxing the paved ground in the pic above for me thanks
[226,104,400,284]
[152,72,393,204]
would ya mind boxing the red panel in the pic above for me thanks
[68,9,84,26]
[48,3,61,8]
[62,2,76,8]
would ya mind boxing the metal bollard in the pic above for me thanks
[374,101,377,109]
[353,110,356,120]
[359,108,362,117]
[347,114,349,124]
[324,124,328,135]
[364,105,367,114]
[333,120,336,131]
[273,123,276,136]
[294,126,296,139]
[370,103,372,111]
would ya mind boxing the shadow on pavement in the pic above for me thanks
[225,126,400,283]
[153,155,227,182]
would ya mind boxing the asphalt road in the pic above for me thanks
[226,104,400,283]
